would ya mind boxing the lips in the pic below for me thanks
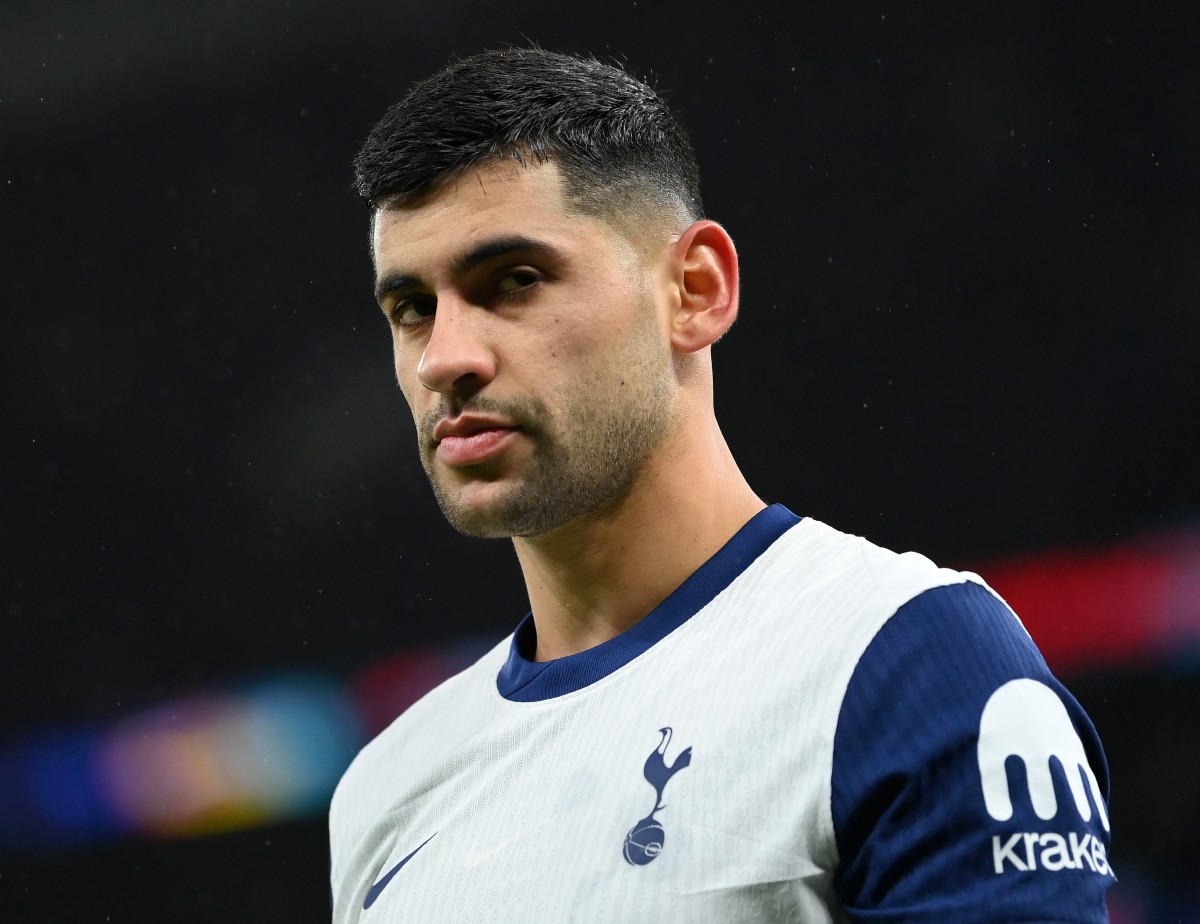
[432,416,519,466]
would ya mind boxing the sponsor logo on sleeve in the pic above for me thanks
[977,679,1112,876]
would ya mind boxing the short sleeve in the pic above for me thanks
[831,581,1114,922]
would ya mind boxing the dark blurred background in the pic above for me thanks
[3,1,1198,920]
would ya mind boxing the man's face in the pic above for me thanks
[372,160,677,539]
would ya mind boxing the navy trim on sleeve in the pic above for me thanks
[496,504,801,702]
[832,581,1113,922]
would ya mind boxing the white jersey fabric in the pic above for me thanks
[330,506,1113,922]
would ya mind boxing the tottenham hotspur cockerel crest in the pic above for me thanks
[623,727,692,865]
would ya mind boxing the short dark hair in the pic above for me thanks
[353,47,704,225]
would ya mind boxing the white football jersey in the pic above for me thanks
[330,506,1113,922]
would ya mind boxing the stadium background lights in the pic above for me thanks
[4,523,1197,855]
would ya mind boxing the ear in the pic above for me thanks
[667,220,740,354]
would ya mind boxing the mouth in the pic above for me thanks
[431,416,521,467]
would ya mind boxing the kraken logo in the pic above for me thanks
[623,727,692,866]
[977,678,1109,830]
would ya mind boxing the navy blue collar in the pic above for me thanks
[496,504,802,702]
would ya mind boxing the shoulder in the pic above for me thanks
[741,518,989,695]
[330,636,510,833]
[830,578,1113,920]
[747,520,1112,918]
[756,516,980,614]
[720,518,997,752]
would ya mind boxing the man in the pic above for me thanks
[330,48,1114,922]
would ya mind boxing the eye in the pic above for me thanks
[390,296,435,327]
[496,269,540,296]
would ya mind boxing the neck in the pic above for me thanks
[512,418,764,661]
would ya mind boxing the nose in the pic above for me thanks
[415,299,496,401]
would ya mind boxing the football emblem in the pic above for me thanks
[623,820,666,865]
[622,727,692,866]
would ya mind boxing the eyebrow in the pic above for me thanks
[374,235,563,304]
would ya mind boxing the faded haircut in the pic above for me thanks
[353,47,704,227]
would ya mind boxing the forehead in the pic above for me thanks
[371,160,602,271]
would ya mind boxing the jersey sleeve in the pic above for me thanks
[831,581,1114,922]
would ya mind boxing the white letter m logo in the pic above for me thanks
[977,679,1109,830]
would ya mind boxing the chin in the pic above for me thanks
[436,488,580,541]
[443,511,518,540]
[432,481,525,539]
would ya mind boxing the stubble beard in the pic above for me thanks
[417,317,674,540]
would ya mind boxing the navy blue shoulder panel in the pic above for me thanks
[832,581,1113,922]
[496,504,801,702]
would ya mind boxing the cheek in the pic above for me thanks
[560,303,658,376]
[391,331,416,377]
[391,344,424,413]
[539,312,618,365]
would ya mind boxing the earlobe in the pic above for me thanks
[669,220,740,354]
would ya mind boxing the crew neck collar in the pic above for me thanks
[496,504,801,702]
